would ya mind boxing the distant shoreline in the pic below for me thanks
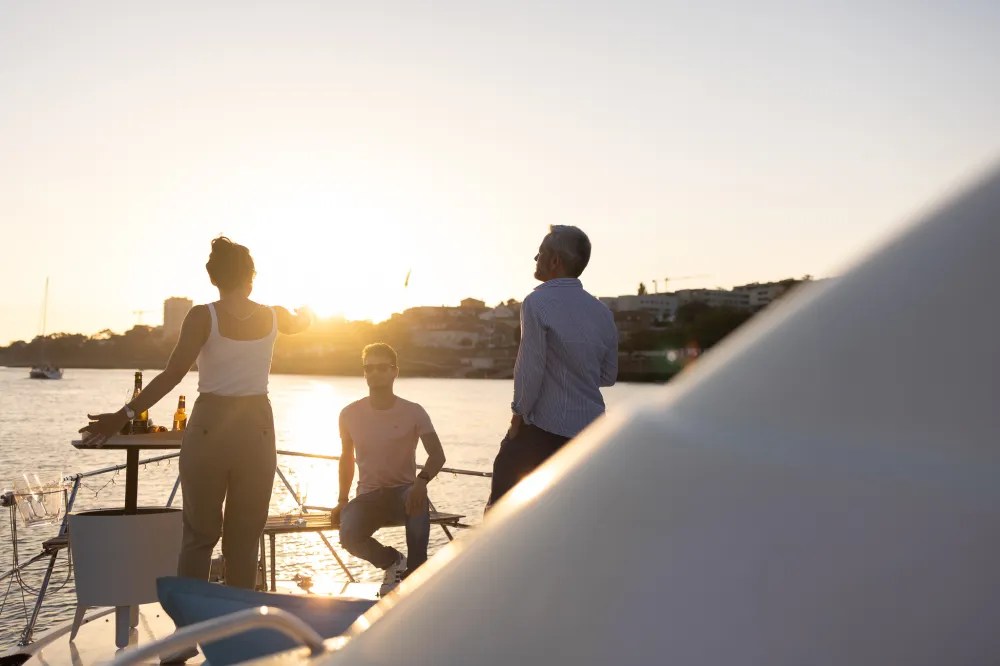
[2,363,675,384]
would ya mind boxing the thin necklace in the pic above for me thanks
[219,302,260,322]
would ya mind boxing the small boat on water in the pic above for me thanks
[28,278,62,381]
[27,365,63,380]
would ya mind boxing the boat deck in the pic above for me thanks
[4,582,381,665]
[3,603,196,665]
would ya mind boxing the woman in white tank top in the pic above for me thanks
[80,236,313,588]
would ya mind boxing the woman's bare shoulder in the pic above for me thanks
[186,303,212,320]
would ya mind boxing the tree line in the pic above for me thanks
[1,289,803,379]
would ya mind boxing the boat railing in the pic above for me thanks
[108,606,326,666]
[52,447,490,514]
[2,448,490,648]
[265,450,482,588]
[273,449,490,516]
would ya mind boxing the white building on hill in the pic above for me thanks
[163,297,193,340]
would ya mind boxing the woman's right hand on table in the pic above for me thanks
[79,410,128,447]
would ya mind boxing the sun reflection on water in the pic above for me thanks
[273,380,358,511]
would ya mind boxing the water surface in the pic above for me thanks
[0,367,664,646]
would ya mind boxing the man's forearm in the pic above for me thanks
[512,349,545,417]
[420,454,446,480]
[338,457,355,501]
[512,299,546,416]
[600,354,618,387]
[600,331,620,386]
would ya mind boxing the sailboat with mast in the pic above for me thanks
[28,277,63,380]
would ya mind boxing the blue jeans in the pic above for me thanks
[339,485,430,571]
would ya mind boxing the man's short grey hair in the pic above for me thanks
[546,225,592,278]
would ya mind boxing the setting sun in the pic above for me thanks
[216,190,432,322]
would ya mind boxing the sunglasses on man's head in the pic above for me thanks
[363,363,396,372]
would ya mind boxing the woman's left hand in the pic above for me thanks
[79,411,128,447]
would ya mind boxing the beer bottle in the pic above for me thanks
[173,395,187,431]
[131,371,150,433]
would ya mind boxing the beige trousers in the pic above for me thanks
[177,393,276,588]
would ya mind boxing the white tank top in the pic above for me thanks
[197,303,277,396]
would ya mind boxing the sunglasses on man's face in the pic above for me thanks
[363,363,396,373]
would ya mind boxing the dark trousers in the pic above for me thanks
[339,485,431,571]
[487,423,571,509]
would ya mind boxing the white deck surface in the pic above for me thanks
[4,582,380,665]
[7,603,202,665]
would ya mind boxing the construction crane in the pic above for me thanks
[660,275,710,292]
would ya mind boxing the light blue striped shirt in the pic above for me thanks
[512,278,618,438]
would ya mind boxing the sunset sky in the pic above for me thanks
[2,1,999,346]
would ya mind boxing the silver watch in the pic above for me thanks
[123,404,136,419]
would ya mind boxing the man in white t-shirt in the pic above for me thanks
[335,343,447,595]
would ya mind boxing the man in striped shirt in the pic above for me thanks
[486,225,619,509]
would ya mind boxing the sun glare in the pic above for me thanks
[273,381,360,510]
[261,250,437,324]
[238,192,435,323]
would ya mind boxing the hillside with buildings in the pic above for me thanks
[0,278,821,382]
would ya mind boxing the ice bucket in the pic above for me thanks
[68,507,183,607]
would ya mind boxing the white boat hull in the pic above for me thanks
[28,366,63,380]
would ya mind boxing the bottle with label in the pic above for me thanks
[173,395,187,431]
[130,370,150,434]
